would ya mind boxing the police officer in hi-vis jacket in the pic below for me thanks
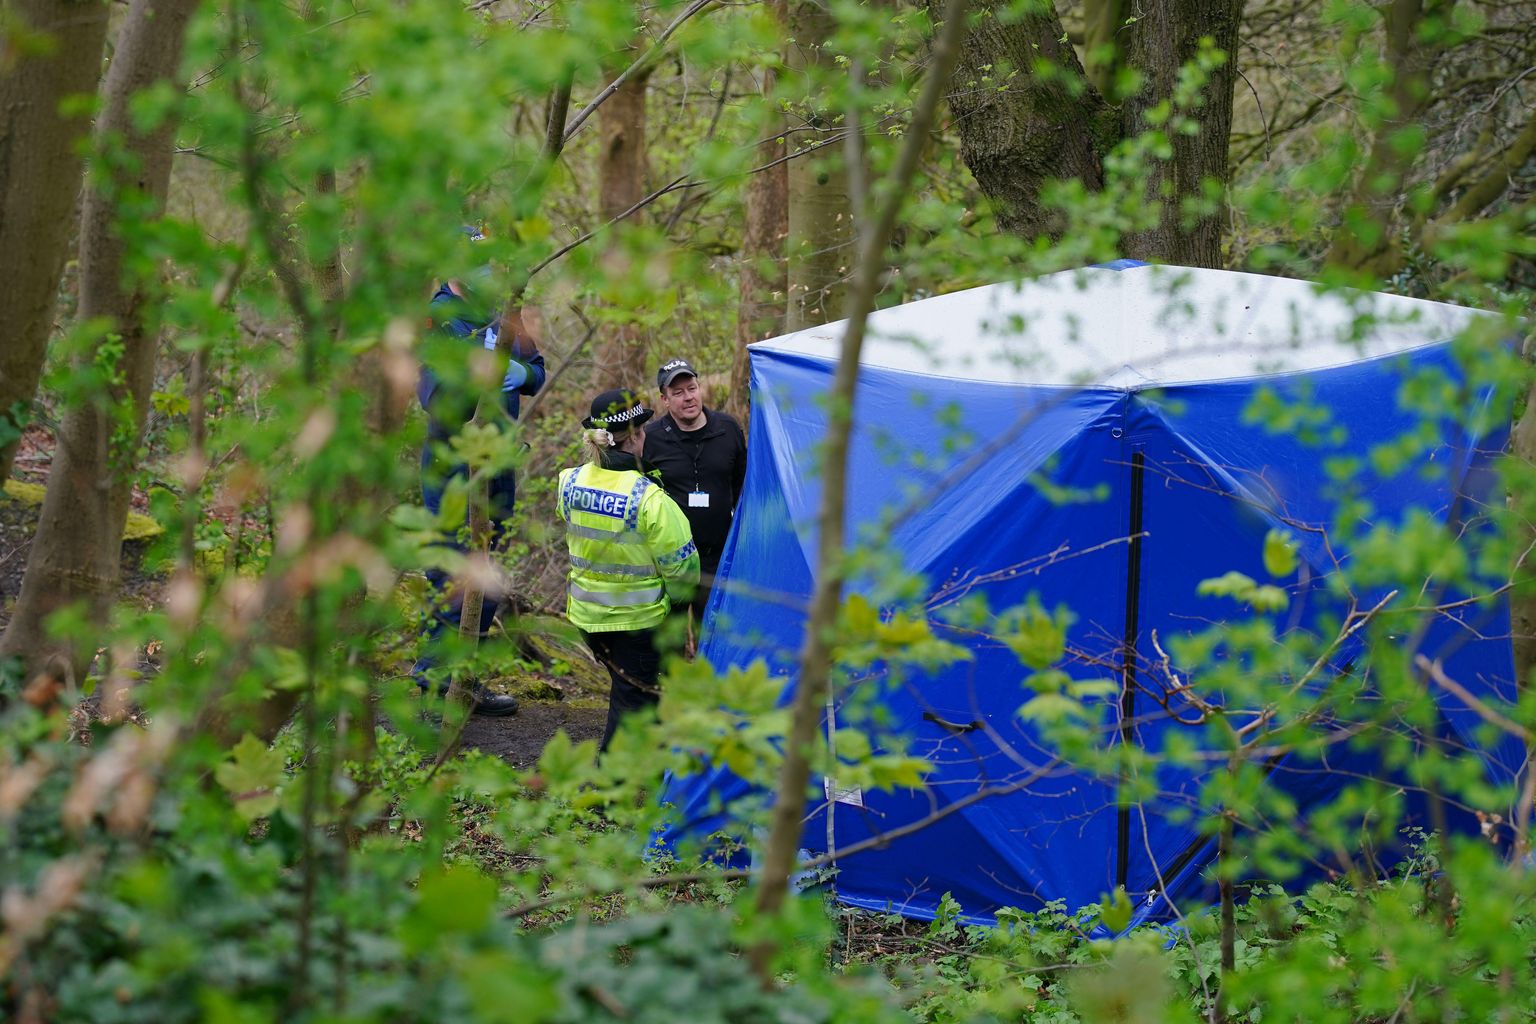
[558,389,700,750]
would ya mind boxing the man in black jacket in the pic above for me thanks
[644,358,747,634]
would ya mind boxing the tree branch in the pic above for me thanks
[544,72,574,161]
[560,0,716,145]
[1435,111,1536,225]
[1415,653,1532,742]
[524,132,849,283]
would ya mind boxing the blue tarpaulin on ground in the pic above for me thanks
[658,263,1517,930]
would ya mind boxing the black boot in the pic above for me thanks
[467,683,519,717]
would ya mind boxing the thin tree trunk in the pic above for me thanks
[1119,0,1243,268]
[1082,0,1128,97]
[594,63,652,387]
[1511,355,1536,870]
[1325,0,1439,276]
[784,0,855,331]
[0,0,202,681]
[1514,371,1536,686]
[0,0,113,481]
[751,0,968,978]
[731,6,789,417]
[1215,805,1236,1024]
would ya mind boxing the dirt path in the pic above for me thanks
[451,622,614,767]
[457,698,608,768]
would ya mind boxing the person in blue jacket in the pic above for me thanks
[413,237,546,716]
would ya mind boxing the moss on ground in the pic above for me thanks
[3,479,164,542]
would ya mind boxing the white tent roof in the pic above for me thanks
[751,264,1493,388]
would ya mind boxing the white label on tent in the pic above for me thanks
[824,778,864,807]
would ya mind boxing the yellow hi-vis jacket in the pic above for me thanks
[557,461,700,633]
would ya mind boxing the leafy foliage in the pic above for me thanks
[2,0,1534,1019]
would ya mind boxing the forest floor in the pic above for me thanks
[433,623,610,768]
[1,425,607,770]
[448,687,607,769]
[0,488,43,621]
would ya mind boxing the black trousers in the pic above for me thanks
[584,628,661,751]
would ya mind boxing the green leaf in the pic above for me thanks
[842,593,879,635]
[1067,677,1119,700]
[1000,596,1073,670]
[1248,584,1291,612]
[1263,528,1299,578]
[877,611,932,646]
[447,421,521,474]
[1026,668,1073,694]
[1197,570,1258,599]
[400,867,498,954]
[456,951,560,1023]
[536,729,598,791]
[1019,693,1085,723]
[1099,886,1133,932]
[390,504,439,532]
[436,476,470,532]
[833,728,872,763]
[213,734,284,822]
[868,754,932,790]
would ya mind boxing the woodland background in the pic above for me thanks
[1,0,1534,1019]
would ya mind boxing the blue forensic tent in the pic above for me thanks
[661,262,1518,928]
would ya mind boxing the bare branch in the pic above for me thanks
[1435,111,1536,225]
[525,175,693,281]
[523,132,849,283]
[1416,653,1532,742]
[560,0,716,145]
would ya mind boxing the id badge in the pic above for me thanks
[688,491,710,508]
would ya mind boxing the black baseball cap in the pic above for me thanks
[656,358,697,390]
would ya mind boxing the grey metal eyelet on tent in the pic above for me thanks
[1111,426,1124,438]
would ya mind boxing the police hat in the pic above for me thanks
[582,388,653,430]
[656,358,697,390]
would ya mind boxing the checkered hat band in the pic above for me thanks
[602,404,647,424]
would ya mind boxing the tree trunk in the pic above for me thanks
[594,63,652,388]
[1325,0,1438,276]
[928,0,1113,243]
[1215,807,1236,1023]
[1512,369,1536,687]
[784,0,855,331]
[937,0,1241,265]
[1119,0,1243,268]
[731,3,789,418]
[1081,0,1128,98]
[0,0,201,681]
[0,0,112,481]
